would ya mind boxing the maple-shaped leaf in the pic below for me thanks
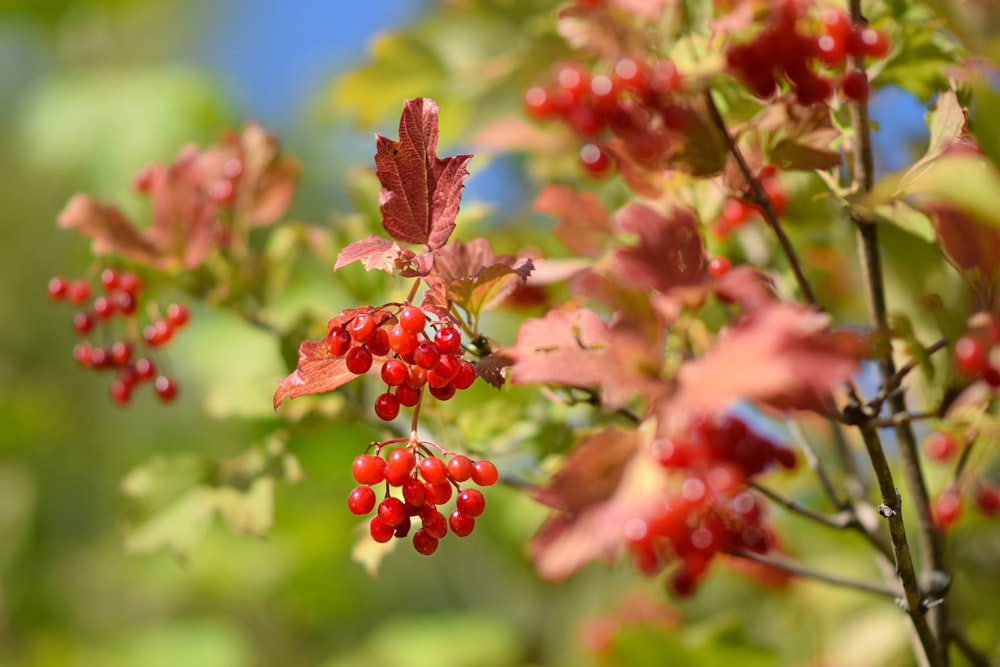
[507,308,615,392]
[612,203,705,293]
[431,238,533,283]
[529,430,670,580]
[447,264,532,319]
[533,184,614,258]
[374,98,472,249]
[273,308,395,409]
[57,194,162,266]
[672,302,865,414]
[334,234,407,273]
[474,352,513,389]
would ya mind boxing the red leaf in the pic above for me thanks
[334,235,405,273]
[533,184,614,257]
[508,308,615,391]
[612,203,705,292]
[927,203,1000,286]
[57,194,161,266]
[673,302,864,414]
[374,98,472,249]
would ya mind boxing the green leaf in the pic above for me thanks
[876,22,958,101]
[873,201,936,243]
[970,77,1000,168]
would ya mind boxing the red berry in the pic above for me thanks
[412,529,439,555]
[721,198,754,228]
[349,313,376,342]
[135,357,156,381]
[934,490,962,530]
[67,280,92,305]
[425,480,453,505]
[954,334,988,376]
[471,460,499,486]
[381,359,408,386]
[166,303,190,328]
[398,306,426,334]
[346,346,373,374]
[426,368,451,388]
[367,327,391,357]
[452,360,477,390]
[448,455,474,482]
[110,379,131,406]
[115,292,137,316]
[613,57,649,91]
[421,509,448,539]
[90,347,110,369]
[370,516,395,543]
[143,320,173,346]
[668,568,697,598]
[413,341,441,370]
[154,376,179,402]
[841,70,869,101]
[456,488,486,517]
[73,342,93,368]
[924,431,959,462]
[707,256,731,278]
[99,268,119,291]
[394,516,412,538]
[449,509,476,537]
[387,447,416,477]
[118,271,141,295]
[325,327,352,356]
[434,326,462,355]
[402,476,427,507]
[72,311,95,335]
[419,456,448,484]
[388,325,418,356]
[93,296,115,319]
[48,276,69,301]
[348,486,377,515]
[580,143,613,178]
[353,454,386,485]
[429,383,456,401]
[974,483,1000,516]
[855,27,889,59]
[555,62,590,100]
[110,341,133,366]
[395,383,421,408]
[374,392,400,421]
[378,497,408,527]
[524,85,556,121]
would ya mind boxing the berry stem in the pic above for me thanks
[725,548,903,600]
[702,89,818,307]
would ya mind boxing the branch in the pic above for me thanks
[702,89,819,306]
[725,548,903,600]
[949,624,994,667]
[750,481,854,529]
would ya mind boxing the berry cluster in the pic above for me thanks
[725,1,890,105]
[47,268,186,406]
[348,445,499,554]
[524,56,687,177]
[626,414,796,596]
[953,312,1000,387]
[710,165,790,238]
[326,305,478,420]
[923,429,1000,530]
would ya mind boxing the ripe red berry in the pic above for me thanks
[73,342,93,368]
[99,268,119,291]
[412,529,439,555]
[954,334,988,376]
[425,480,453,505]
[668,568,697,598]
[471,460,499,486]
[135,357,156,381]
[854,27,889,59]
[398,306,426,334]
[349,313,376,342]
[419,456,449,484]
[707,256,731,278]
[48,276,69,301]
[934,490,962,529]
[841,70,869,101]
[67,280,92,305]
[353,454,386,485]
[154,376,179,402]
[413,341,441,370]
[93,296,115,319]
[370,516,395,543]
[456,488,486,517]
[924,431,959,462]
[110,379,131,406]
[346,346,373,374]
[395,383,422,408]
[72,311,95,335]
[388,325,418,356]
[378,497,408,527]
[402,477,427,507]
[452,360,477,390]
[118,271,141,295]
[110,341,133,366]
[421,509,448,539]
[387,447,416,477]
[348,486,377,515]
[367,327,391,357]
[448,455,474,482]
[325,327,352,356]
[381,359,408,386]
[449,509,476,537]
[524,85,556,121]
[434,326,462,355]
[166,303,190,328]
[115,292,137,316]
[429,383,457,401]
[374,392,400,421]
[580,143,613,178]
[973,483,1000,516]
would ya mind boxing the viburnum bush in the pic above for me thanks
[48,0,1000,664]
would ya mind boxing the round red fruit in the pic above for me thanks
[707,256,731,278]
[924,431,959,462]
[388,325,418,356]
[524,85,556,121]
[841,70,869,101]
[457,488,486,517]
[377,497,408,527]
[349,313,376,342]
[387,447,416,477]
[348,486,377,515]
[374,392,400,421]
[398,306,426,334]
[451,360,477,390]
[367,327,391,356]
[48,276,69,301]
[934,490,962,529]
[381,359,408,386]
[448,455,473,482]
[419,456,449,484]
[974,483,1000,516]
[422,509,448,539]
[413,341,441,370]
[954,333,988,377]
[402,477,427,507]
[118,271,141,295]
[325,327,352,356]
[580,143,613,178]
[72,311,95,335]
[110,379,131,406]
[154,376,179,402]
[346,346,373,374]
[99,268,119,291]
[429,383,456,401]
[471,460,499,486]
[67,280,92,305]
[135,358,156,381]
[353,454,386,485]
[412,529,439,555]
[449,509,476,537]
[370,516,395,543]
[93,296,115,319]
[425,480,453,505]
[166,303,190,328]
[395,383,421,407]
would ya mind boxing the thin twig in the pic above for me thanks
[787,421,845,509]
[949,624,994,667]
[867,339,949,414]
[702,89,818,306]
[750,481,854,529]
[725,548,903,600]
[870,411,938,429]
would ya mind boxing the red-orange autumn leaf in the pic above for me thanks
[612,203,705,292]
[374,98,472,249]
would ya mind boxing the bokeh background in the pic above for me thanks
[2,1,981,666]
